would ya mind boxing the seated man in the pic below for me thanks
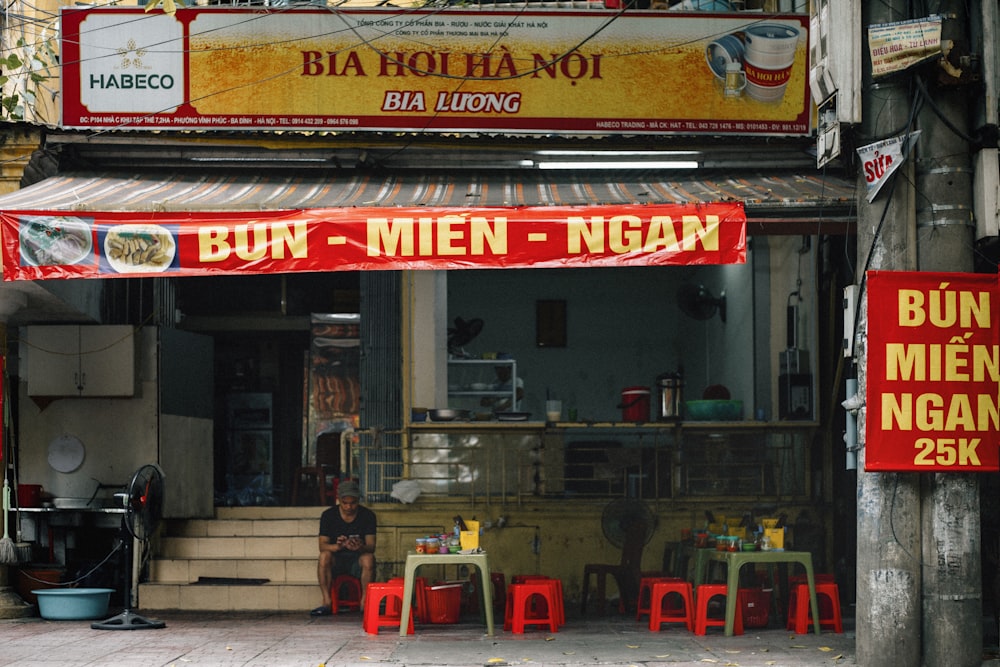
[311,480,377,616]
[482,363,524,412]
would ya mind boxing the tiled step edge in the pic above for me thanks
[138,582,318,612]
[149,557,316,584]
[157,535,316,559]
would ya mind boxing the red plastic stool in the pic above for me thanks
[694,584,744,636]
[511,575,565,626]
[785,575,836,629]
[504,582,560,633]
[788,582,843,634]
[636,576,685,621]
[466,572,507,615]
[383,577,428,620]
[362,582,414,635]
[491,572,507,612]
[648,580,694,632]
[790,573,836,584]
[331,574,361,614]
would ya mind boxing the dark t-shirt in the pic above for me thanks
[319,505,377,542]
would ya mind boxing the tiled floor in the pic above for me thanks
[0,607,865,667]
[2,607,999,667]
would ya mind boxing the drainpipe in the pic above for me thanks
[842,377,858,471]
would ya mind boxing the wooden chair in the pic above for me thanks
[580,517,650,615]
[291,432,341,505]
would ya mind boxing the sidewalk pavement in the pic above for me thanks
[2,607,999,667]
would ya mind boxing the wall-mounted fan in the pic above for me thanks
[678,284,727,323]
[447,316,484,356]
[92,464,167,631]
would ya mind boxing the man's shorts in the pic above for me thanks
[331,551,363,578]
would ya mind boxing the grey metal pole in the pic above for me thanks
[914,2,982,664]
[855,0,921,663]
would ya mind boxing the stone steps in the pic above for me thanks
[139,508,323,613]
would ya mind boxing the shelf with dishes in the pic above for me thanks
[445,358,520,416]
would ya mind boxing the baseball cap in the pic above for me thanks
[338,480,361,499]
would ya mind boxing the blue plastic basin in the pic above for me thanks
[32,588,114,620]
[684,400,743,421]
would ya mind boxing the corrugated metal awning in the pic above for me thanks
[0,169,857,232]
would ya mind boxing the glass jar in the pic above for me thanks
[415,538,427,554]
[425,537,440,553]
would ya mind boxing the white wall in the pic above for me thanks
[17,328,159,503]
[16,327,215,517]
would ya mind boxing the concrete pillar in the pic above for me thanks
[855,2,921,665]
[914,2,982,664]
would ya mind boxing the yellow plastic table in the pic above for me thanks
[399,551,494,637]
[695,549,822,636]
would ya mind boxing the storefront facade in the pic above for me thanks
[0,2,863,607]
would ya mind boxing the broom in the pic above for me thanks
[0,355,17,565]
[0,477,16,565]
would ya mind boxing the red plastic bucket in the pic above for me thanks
[426,584,463,624]
[17,484,43,508]
[620,387,650,422]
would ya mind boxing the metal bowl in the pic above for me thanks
[429,408,469,421]
[496,411,531,421]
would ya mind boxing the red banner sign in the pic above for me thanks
[1,203,746,280]
[865,270,1000,472]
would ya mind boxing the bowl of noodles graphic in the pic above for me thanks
[104,224,176,273]
[19,216,93,266]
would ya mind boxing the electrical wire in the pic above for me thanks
[16,538,124,588]
[912,74,978,144]
[850,69,924,340]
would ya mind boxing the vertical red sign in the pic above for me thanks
[866,271,1000,472]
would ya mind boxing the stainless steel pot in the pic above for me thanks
[655,370,684,421]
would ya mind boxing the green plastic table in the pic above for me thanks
[694,549,822,636]
[399,551,494,637]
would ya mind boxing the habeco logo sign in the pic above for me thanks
[78,13,184,115]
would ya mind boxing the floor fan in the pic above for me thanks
[601,498,657,608]
[92,464,167,630]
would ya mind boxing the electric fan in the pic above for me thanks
[447,316,484,356]
[581,499,658,613]
[601,498,657,549]
[677,284,727,323]
[92,464,167,630]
